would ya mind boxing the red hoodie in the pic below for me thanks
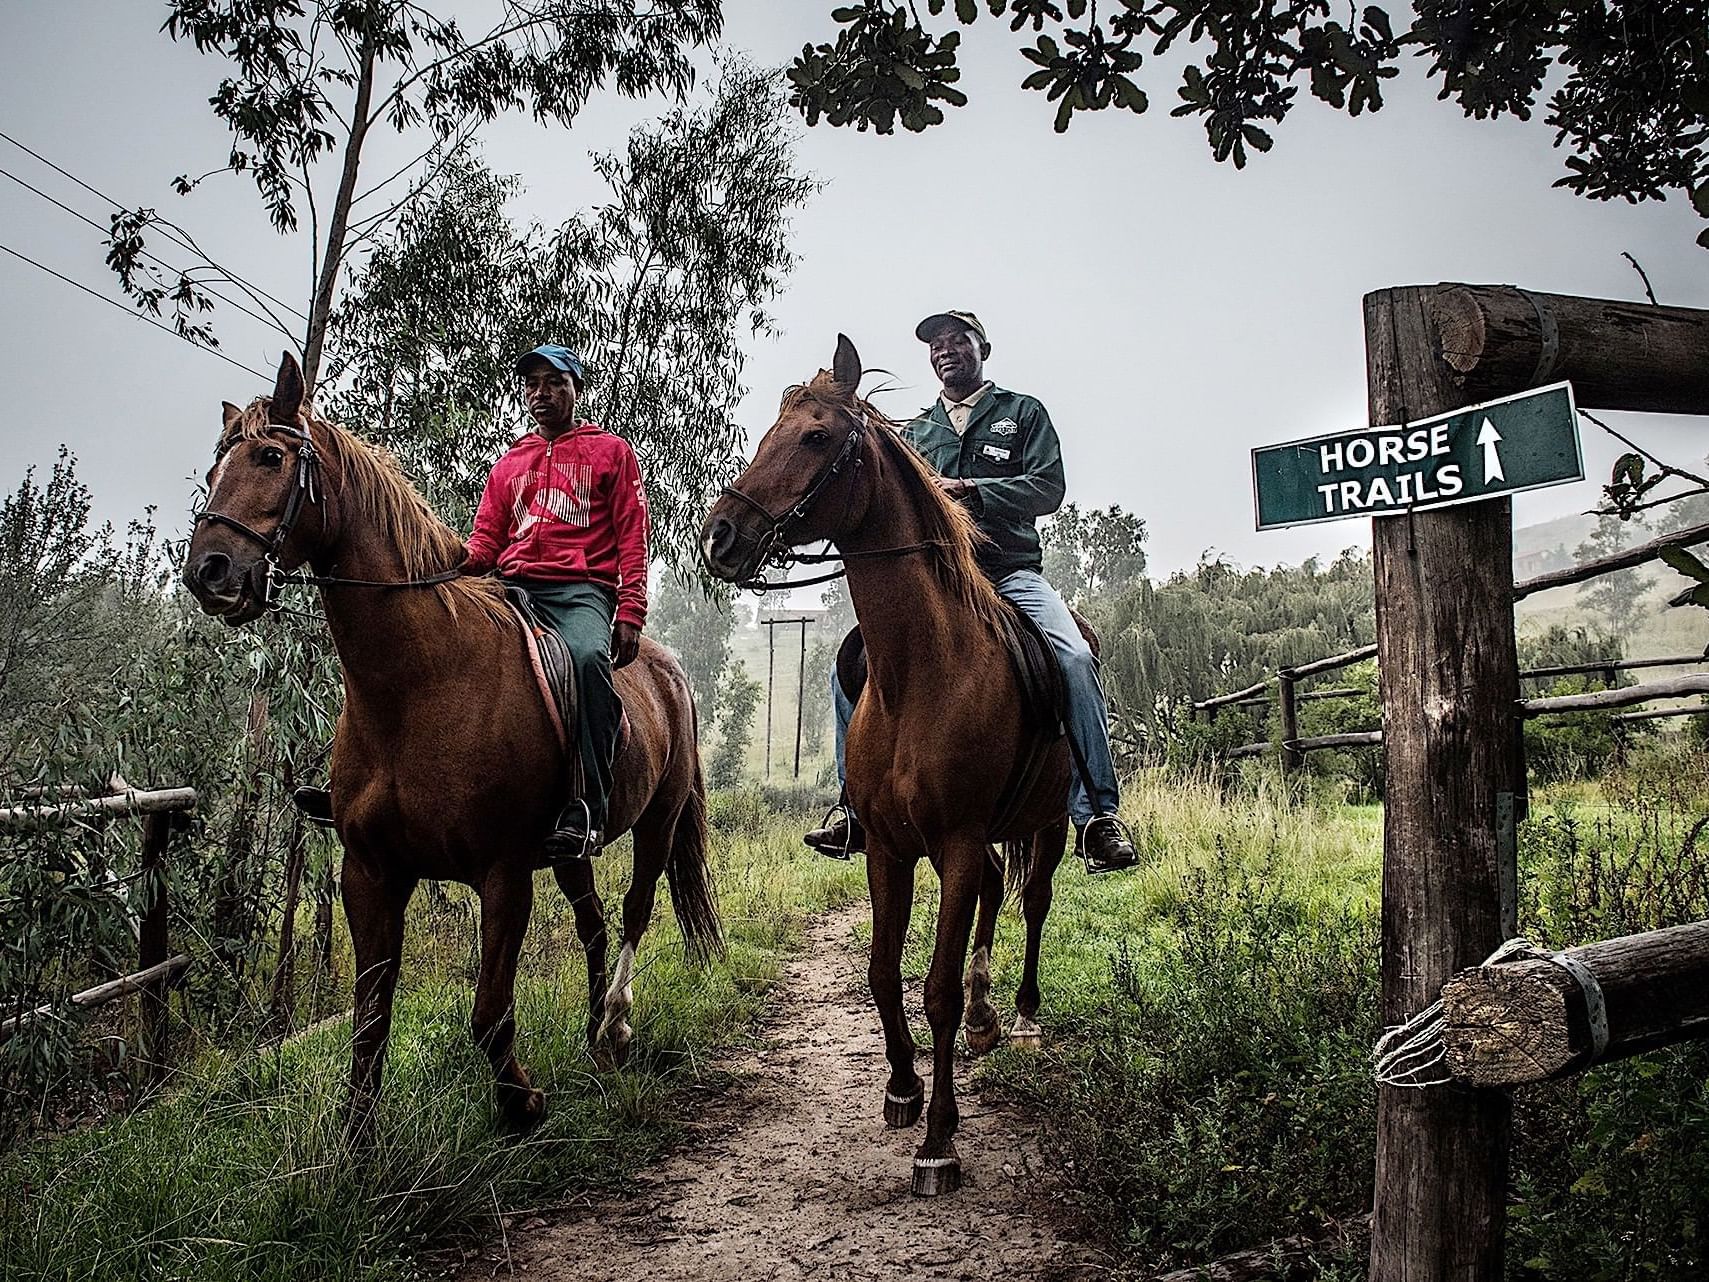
[464,424,650,628]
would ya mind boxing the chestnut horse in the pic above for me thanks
[183,353,720,1136]
[702,336,1070,1196]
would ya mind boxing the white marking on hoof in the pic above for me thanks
[1009,1015,1043,1048]
[911,1147,963,1197]
[597,942,636,1042]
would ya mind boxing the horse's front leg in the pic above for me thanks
[867,843,922,1128]
[474,862,545,1130]
[341,853,416,1143]
[915,838,984,1196]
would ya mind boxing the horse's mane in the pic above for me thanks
[223,399,509,625]
[786,371,1009,636]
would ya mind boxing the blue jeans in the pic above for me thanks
[832,569,1120,826]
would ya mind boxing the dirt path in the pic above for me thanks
[459,905,1112,1281]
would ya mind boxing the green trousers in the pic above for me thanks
[508,579,619,830]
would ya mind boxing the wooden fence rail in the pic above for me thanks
[1441,920,1709,1087]
[0,780,196,1081]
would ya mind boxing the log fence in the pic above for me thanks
[1196,648,1709,769]
[0,777,196,1085]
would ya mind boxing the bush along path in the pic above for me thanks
[455,904,1111,1281]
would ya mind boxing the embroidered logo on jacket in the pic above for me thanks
[989,418,1019,437]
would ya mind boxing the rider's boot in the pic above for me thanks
[803,807,865,859]
[291,786,336,829]
[544,797,603,863]
[1077,814,1140,875]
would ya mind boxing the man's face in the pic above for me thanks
[926,325,986,390]
[522,364,579,431]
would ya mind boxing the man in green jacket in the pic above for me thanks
[805,310,1139,874]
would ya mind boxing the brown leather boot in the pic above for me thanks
[803,812,865,859]
[1078,815,1139,874]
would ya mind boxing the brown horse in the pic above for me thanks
[701,336,1070,1196]
[183,352,720,1137]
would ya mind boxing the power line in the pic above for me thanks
[0,162,296,339]
[0,127,308,322]
[0,240,271,380]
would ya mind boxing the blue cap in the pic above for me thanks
[515,344,585,384]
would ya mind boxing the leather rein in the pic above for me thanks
[718,404,940,593]
[193,421,461,613]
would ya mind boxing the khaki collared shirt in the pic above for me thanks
[940,381,994,436]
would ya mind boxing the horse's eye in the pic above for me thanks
[802,428,832,447]
[258,446,286,468]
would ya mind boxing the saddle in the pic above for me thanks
[835,604,1098,840]
[503,586,629,758]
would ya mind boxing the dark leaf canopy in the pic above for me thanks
[792,1,1708,226]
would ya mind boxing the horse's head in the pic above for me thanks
[183,351,333,626]
[702,334,873,585]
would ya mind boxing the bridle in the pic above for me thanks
[718,400,939,593]
[194,420,459,612]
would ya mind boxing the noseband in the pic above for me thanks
[193,423,323,610]
[718,401,941,593]
[718,414,864,588]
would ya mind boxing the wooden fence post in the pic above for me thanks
[1278,672,1303,774]
[136,812,172,1087]
[1366,287,1519,1282]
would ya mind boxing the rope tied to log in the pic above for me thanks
[1371,936,1604,1088]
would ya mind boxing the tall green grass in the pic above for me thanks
[1,795,860,1282]
[968,758,1709,1280]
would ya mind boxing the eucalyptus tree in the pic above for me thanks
[105,0,723,391]
[327,60,817,572]
[792,1,1709,243]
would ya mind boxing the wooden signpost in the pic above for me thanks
[1245,283,1709,1282]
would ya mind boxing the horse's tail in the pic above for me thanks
[1002,837,1034,896]
[666,755,724,963]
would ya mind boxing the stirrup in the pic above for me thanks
[544,797,602,863]
[804,800,859,861]
[1077,813,1141,875]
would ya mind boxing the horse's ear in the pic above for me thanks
[270,351,305,423]
[221,401,242,431]
[831,334,861,396]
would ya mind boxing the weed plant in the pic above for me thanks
[976,753,1709,1280]
[1506,769,1709,1282]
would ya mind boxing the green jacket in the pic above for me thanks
[902,385,1066,578]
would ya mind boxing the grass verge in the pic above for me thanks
[0,793,860,1282]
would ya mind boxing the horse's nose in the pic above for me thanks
[702,516,741,575]
[185,550,235,602]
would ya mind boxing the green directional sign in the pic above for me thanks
[1252,382,1583,531]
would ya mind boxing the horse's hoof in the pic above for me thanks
[964,1018,1003,1057]
[593,1022,632,1071]
[1009,1016,1044,1050]
[499,1086,546,1132]
[884,1083,924,1128]
[911,1147,962,1197]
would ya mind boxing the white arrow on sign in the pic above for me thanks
[1477,417,1505,484]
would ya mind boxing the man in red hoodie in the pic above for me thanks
[464,344,650,860]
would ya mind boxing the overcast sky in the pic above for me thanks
[3,2,1706,583]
